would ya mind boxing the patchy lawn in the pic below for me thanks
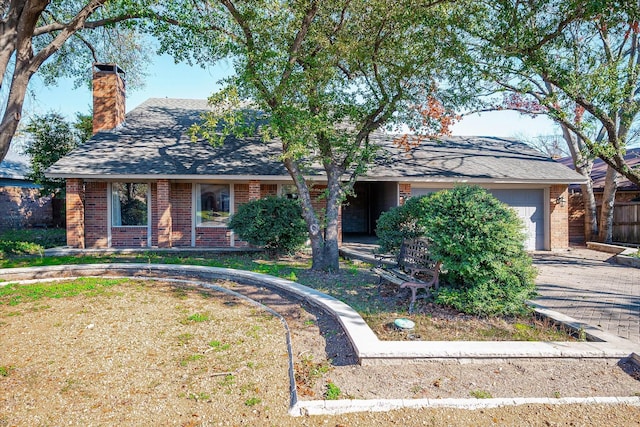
[1,250,576,342]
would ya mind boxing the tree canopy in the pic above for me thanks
[457,1,640,186]
[168,0,466,270]
[23,111,91,196]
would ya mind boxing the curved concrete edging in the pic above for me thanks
[1,263,639,366]
[291,396,640,416]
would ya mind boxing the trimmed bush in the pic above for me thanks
[228,196,307,256]
[375,186,537,316]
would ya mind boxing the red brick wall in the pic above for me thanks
[171,183,192,246]
[549,185,569,249]
[568,192,586,244]
[84,182,108,248]
[157,180,172,247]
[249,180,261,200]
[150,183,158,247]
[234,184,249,211]
[399,183,411,205]
[92,68,125,134]
[111,227,148,247]
[66,179,85,248]
[0,185,52,230]
[195,227,232,247]
[261,184,278,197]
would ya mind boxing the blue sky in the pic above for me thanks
[24,53,558,139]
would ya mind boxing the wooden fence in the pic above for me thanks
[612,202,640,244]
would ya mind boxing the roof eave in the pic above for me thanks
[47,172,588,185]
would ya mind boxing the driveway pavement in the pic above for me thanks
[532,248,639,343]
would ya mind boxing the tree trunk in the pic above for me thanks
[560,124,598,241]
[581,181,598,242]
[597,166,619,243]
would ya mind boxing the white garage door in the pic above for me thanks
[411,188,545,250]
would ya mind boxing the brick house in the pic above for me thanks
[0,150,55,230]
[47,64,586,251]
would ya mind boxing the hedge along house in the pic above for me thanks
[48,64,586,251]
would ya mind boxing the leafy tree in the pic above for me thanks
[228,197,308,256]
[0,0,153,164]
[23,111,90,196]
[457,1,640,242]
[175,0,466,271]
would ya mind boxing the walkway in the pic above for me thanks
[533,249,640,343]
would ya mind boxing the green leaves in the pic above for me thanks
[376,186,537,316]
[24,112,88,196]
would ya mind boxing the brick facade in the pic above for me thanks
[84,182,108,248]
[549,184,569,249]
[111,226,148,247]
[66,179,85,248]
[0,185,52,230]
[156,180,172,248]
[171,183,192,246]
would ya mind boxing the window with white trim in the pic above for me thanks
[196,184,230,227]
[111,183,149,226]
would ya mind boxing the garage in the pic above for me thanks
[411,187,545,251]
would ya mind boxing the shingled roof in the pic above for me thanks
[47,97,585,184]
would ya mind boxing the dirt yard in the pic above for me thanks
[1,277,639,426]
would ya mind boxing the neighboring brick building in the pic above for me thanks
[0,151,54,231]
[47,63,585,251]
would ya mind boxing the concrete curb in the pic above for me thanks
[290,396,640,416]
[1,263,639,366]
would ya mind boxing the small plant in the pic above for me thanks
[0,365,14,377]
[294,355,332,397]
[177,333,193,346]
[324,381,341,400]
[187,392,211,401]
[244,397,261,406]
[180,312,210,324]
[469,389,492,399]
[577,326,587,341]
[220,374,235,386]
[553,391,561,399]
[180,354,204,367]
[208,340,231,351]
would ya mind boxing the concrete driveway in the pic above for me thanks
[532,248,640,343]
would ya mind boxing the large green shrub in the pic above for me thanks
[375,186,537,316]
[375,195,431,253]
[228,196,308,256]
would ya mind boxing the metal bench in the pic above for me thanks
[372,238,441,313]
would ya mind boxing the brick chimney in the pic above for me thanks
[92,63,126,134]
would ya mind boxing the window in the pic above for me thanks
[197,184,230,227]
[111,183,149,226]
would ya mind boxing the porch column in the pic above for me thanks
[66,178,85,249]
[248,180,261,201]
[157,179,172,248]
